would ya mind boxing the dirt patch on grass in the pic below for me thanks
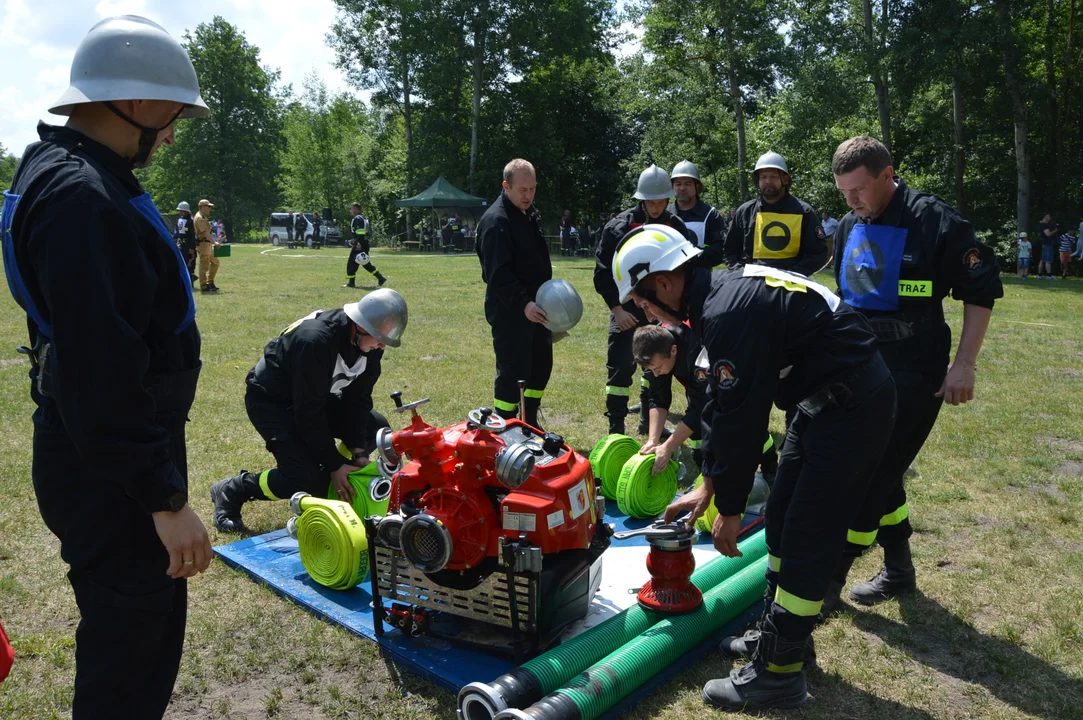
[1055,461,1083,477]
[1039,436,1083,454]
[0,357,27,367]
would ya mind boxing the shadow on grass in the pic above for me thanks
[852,592,1083,720]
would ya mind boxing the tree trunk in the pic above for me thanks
[469,1,487,194]
[1065,0,1076,138]
[952,70,966,213]
[716,18,747,201]
[863,0,893,154]
[996,0,1030,233]
[400,11,414,242]
[1046,0,1059,161]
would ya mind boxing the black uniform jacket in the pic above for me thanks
[247,309,383,472]
[175,214,196,254]
[669,199,726,268]
[645,323,709,437]
[693,266,879,516]
[476,191,552,319]
[832,177,1003,372]
[3,123,200,513]
[723,193,826,276]
[594,205,696,310]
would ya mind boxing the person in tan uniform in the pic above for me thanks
[194,198,220,292]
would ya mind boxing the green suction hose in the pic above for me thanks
[327,462,391,519]
[499,559,769,720]
[288,494,370,590]
[457,531,768,720]
[615,454,678,519]
[588,435,640,500]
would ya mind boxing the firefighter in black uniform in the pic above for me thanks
[826,136,1002,608]
[615,227,896,711]
[475,158,552,426]
[669,160,727,268]
[2,16,211,718]
[175,200,197,281]
[344,202,387,288]
[211,289,407,532]
[311,209,321,249]
[723,151,827,276]
[594,164,696,435]
[292,210,307,247]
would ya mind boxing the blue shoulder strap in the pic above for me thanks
[128,192,196,334]
[2,190,54,339]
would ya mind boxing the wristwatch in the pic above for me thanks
[164,491,188,512]
[351,452,369,465]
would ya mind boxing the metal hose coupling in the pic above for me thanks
[289,491,312,516]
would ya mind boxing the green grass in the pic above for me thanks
[1,245,1081,719]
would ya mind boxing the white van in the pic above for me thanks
[269,212,313,247]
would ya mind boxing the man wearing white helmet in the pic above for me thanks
[669,160,726,267]
[612,227,895,712]
[174,200,197,281]
[723,151,826,277]
[1,15,210,718]
[211,288,407,533]
[594,163,696,435]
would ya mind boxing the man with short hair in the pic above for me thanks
[2,16,211,717]
[343,202,386,288]
[827,135,1002,608]
[194,198,220,292]
[723,152,826,276]
[669,160,726,267]
[1038,213,1059,279]
[594,164,696,435]
[820,210,839,268]
[476,158,552,426]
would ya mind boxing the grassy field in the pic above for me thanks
[1,244,1081,720]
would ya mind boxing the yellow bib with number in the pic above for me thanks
[753,212,802,260]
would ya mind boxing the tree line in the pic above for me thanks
[3,1,1077,257]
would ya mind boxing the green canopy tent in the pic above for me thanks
[395,176,488,250]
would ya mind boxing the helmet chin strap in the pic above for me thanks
[634,286,685,322]
[104,102,185,168]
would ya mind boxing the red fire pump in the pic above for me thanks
[366,392,611,657]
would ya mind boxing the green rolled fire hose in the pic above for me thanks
[327,462,391,519]
[500,559,769,720]
[588,435,640,500]
[457,531,768,720]
[615,453,679,519]
[289,495,370,590]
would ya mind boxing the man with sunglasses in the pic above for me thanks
[211,289,408,533]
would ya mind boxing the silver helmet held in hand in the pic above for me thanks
[535,278,584,334]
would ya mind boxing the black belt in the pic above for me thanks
[797,356,888,418]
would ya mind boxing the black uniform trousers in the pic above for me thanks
[487,304,553,417]
[763,357,896,640]
[30,366,200,720]
[843,368,944,557]
[245,386,389,500]
[346,239,378,280]
[605,302,649,420]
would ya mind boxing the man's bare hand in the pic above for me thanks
[663,481,713,527]
[650,443,674,476]
[525,301,548,324]
[711,514,743,557]
[611,306,638,332]
[935,360,976,405]
[330,463,358,504]
[152,505,211,579]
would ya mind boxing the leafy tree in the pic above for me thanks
[0,143,18,191]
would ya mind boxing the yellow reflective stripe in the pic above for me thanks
[764,276,808,293]
[640,376,651,388]
[767,661,804,673]
[880,502,910,526]
[898,280,932,297]
[847,528,879,546]
[524,389,544,399]
[345,274,356,279]
[775,587,823,617]
[493,398,518,412]
[762,434,774,452]
[337,441,352,460]
[768,554,782,573]
[258,469,280,500]
[605,385,630,396]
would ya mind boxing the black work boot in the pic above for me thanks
[849,540,916,606]
[703,617,809,711]
[376,272,387,286]
[342,279,356,288]
[210,471,265,533]
[605,394,629,436]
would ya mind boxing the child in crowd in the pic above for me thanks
[1017,232,1032,280]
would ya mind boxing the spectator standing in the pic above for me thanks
[194,199,220,292]
[559,209,574,256]
[820,210,840,268]
[174,200,196,282]
[1059,228,1075,278]
[1017,232,1032,279]
[1038,213,1058,278]
[1073,221,1083,259]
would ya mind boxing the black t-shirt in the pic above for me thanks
[1039,222,1060,248]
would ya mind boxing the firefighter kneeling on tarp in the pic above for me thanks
[211,289,408,533]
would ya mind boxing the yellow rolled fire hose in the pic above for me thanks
[615,453,679,519]
[589,434,641,500]
[286,493,369,590]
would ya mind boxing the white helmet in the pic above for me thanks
[176,201,190,212]
[343,288,408,347]
[633,164,673,201]
[536,278,584,333]
[612,225,701,304]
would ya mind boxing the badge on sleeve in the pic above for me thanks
[713,360,738,390]
[839,224,908,311]
[963,248,983,271]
